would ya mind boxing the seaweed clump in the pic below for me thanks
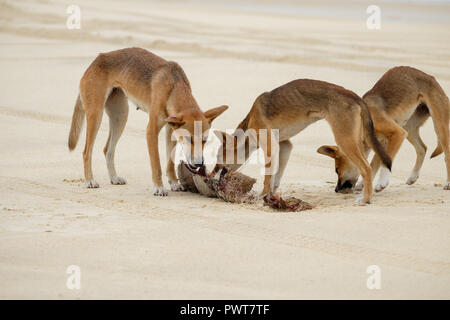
[263,193,313,212]
[177,161,256,203]
[177,161,313,211]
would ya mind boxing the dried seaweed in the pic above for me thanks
[177,162,313,211]
[209,167,256,203]
[177,162,256,203]
[192,175,217,197]
[263,193,313,212]
[176,161,199,193]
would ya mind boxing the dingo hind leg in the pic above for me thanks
[104,88,129,185]
[404,103,430,185]
[80,74,109,188]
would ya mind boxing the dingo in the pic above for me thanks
[214,79,391,205]
[319,66,450,192]
[68,47,228,195]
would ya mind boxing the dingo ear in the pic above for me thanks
[317,145,338,158]
[205,105,229,123]
[166,115,185,128]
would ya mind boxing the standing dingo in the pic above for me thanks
[68,47,228,195]
[319,66,450,192]
[214,79,391,205]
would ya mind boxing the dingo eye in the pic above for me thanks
[335,168,339,174]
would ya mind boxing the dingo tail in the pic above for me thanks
[429,77,449,159]
[431,144,443,158]
[68,94,85,151]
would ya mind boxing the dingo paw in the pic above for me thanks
[355,195,370,206]
[375,180,389,192]
[354,181,363,192]
[153,186,168,196]
[170,182,185,192]
[111,176,127,185]
[406,174,418,185]
[86,180,100,188]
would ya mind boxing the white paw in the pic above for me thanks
[111,176,127,185]
[86,180,100,188]
[354,195,370,206]
[153,186,168,196]
[444,182,450,190]
[375,180,389,192]
[354,181,363,192]
[375,167,390,192]
[406,173,419,185]
[170,181,185,192]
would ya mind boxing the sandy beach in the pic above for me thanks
[0,0,449,299]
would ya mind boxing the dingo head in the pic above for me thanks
[317,145,359,193]
[167,105,228,168]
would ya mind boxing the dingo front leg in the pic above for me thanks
[260,129,279,198]
[165,125,184,192]
[147,113,167,196]
[272,140,292,192]
[331,118,373,204]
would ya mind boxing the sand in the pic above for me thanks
[0,0,449,299]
